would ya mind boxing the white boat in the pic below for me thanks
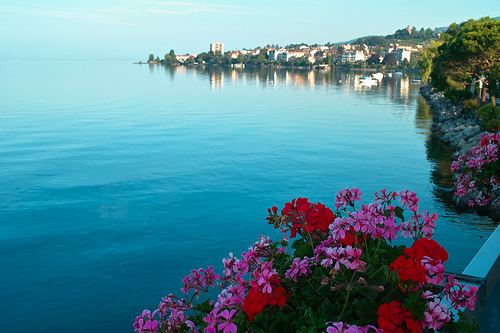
[359,75,378,85]
[411,77,423,84]
[371,72,384,82]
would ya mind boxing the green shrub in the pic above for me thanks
[444,88,473,103]
[476,104,500,131]
[462,99,479,112]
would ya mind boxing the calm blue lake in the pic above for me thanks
[0,62,496,332]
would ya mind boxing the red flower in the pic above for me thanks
[242,276,289,321]
[404,238,448,262]
[304,202,334,234]
[338,227,367,246]
[389,255,426,283]
[377,301,422,333]
[242,286,268,321]
[281,198,334,238]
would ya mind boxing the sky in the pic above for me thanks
[0,0,498,60]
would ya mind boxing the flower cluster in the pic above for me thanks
[377,301,422,333]
[133,188,478,333]
[423,297,452,330]
[390,238,448,285]
[181,266,220,295]
[242,275,288,321]
[280,198,335,238]
[443,276,478,311]
[451,132,500,207]
[326,322,381,333]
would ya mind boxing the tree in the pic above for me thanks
[418,40,443,82]
[148,54,155,62]
[382,52,397,66]
[367,53,381,65]
[488,63,500,106]
[430,17,500,101]
[164,49,179,65]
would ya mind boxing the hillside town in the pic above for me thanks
[144,26,433,68]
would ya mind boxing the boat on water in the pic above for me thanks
[359,75,378,85]
[411,77,423,84]
[371,72,384,82]
[314,64,330,70]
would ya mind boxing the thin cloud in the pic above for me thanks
[144,0,237,13]
[0,4,137,27]
[145,8,184,15]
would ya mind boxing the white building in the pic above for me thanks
[175,54,193,62]
[210,42,224,54]
[274,49,307,62]
[395,48,411,63]
[268,49,287,61]
[340,50,366,64]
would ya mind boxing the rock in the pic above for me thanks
[420,85,499,218]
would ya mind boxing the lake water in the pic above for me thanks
[0,62,496,332]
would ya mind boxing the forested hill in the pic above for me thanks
[351,26,438,46]
[352,17,500,46]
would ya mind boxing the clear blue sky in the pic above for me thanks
[0,0,498,60]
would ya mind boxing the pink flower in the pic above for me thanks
[335,187,362,209]
[285,257,313,282]
[215,283,246,308]
[203,309,220,333]
[222,252,241,278]
[326,321,381,333]
[319,246,365,272]
[330,217,351,240]
[423,299,451,330]
[182,266,220,295]
[252,261,278,294]
[133,310,159,333]
[444,276,479,311]
[421,256,445,284]
[218,309,237,333]
[452,133,499,207]
[399,190,419,212]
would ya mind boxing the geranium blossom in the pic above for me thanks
[134,310,159,333]
[181,266,220,295]
[326,321,382,333]
[389,255,426,284]
[399,190,419,212]
[377,301,422,333]
[281,198,334,238]
[443,276,478,311]
[133,188,478,333]
[335,187,362,209]
[253,261,278,294]
[285,257,313,282]
[319,246,366,272]
[218,309,237,333]
[452,132,499,207]
[242,276,288,321]
[423,299,451,330]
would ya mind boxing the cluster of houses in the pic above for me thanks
[173,41,423,66]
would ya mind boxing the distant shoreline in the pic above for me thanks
[134,62,418,73]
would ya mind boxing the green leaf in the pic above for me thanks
[403,292,427,320]
[354,297,378,324]
[394,206,405,221]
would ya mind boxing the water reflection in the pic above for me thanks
[160,66,418,104]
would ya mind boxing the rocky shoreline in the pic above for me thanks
[419,86,484,155]
[420,85,499,220]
